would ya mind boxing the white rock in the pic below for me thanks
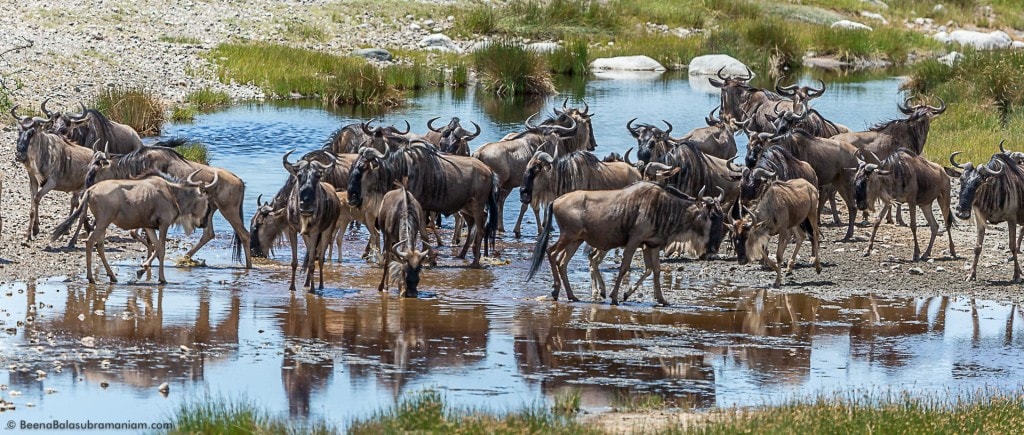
[687,54,751,77]
[860,11,888,24]
[158,382,169,394]
[908,267,924,275]
[526,42,561,53]
[423,19,434,26]
[934,4,945,13]
[80,336,95,347]
[937,51,963,66]
[1013,41,1024,50]
[418,33,462,53]
[409,23,421,31]
[591,55,666,71]
[933,31,950,44]
[831,20,873,31]
[468,40,492,52]
[946,30,1012,50]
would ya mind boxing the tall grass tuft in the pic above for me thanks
[176,141,210,165]
[546,40,589,75]
[91,87,165,136]
[553,389,581,415]
[167,397,335,435]
[171,105,197,123]
[474,40,555,97]
[186,88,231,112]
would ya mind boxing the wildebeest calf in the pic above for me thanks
[376,184,436,297]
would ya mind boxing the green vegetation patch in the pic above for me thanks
[176,141,210,165]
[91,87,165,136]
[186,88,231,113]
[473,40,555,97]
[167,397,335,435]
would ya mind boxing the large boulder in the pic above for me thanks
[943,30,1012,50]
[526,42,561,54]
[350,48,392,62]
[937,51,964,66]
[590,55,666,71]
[687,54,752,78]
[418,33,462,53]
[831,19,873,31]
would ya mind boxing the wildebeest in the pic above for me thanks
[528,182,725,305]
[739,145,818,207]
[774,77,826,108]
[84,146,253,267]
[520,150,642,228]
[550,99,597,152]
[853,148,955,261]
[282,151,343,292]
[711,69,845,137]
[416,117,481,155]
[472,115,578,237]
[376,184,436,296]
[750,112,860,240]
[832,96,946,159]
[51,170,217,284]
[653,140,742,232]
[347,142,499,267]
[250,150,357,260]
[12,110,93,241]
[950,149,1024,282]
[626,118,675,163]
[677,107,742,160]
[323,119,411,154]
[55,104,144,154]
[732,171,821,288]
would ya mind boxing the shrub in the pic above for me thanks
[186,88,231,112]
[474,39,555,97]
[176,141,209,165]
[91,87,165,136]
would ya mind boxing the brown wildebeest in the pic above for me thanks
[652,140,742,235]
[739,145,818,207]
[473,114,577,237]
[854,148,955,261]
[376,184,436,297]
[85,145,253,267]
[323,119,411,154]
[56,104,144,153]
[549,98,597,153]
[50,170,217,284]
[678,107,745,160]
[282,151,343,292]
[832,96,946,158]
[950,149,1024,282]
[347,142,499,267]
[528,182,725,306]
[416,117,481,156]
[732,171,822,288]
[711,69,845,137]
[12,110,92,241]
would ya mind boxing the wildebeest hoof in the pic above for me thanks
[514,231,522,238]
[610,299,619,306]
[567,296,579,302]
[862,250,871,257]
[109,277,118,283]
[158,279,167,285]
[656,301,670,307]
[772,281,781,288]
[549,290,559,300]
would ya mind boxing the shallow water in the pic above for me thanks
[8,72,1017,428]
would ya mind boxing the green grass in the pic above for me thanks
[186,88,231,112]
[166,397,334,435]
[159,35,202,45]
[546,40,590,75]
[908,49,1024,164]
[473,39,554,97]
[283,19,329,42]
[170,105,197,123]
[348,389,599,435]
[553,390,581,415]
[176,141,210,165]
[91,87,165,136]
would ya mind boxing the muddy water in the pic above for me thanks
[8,73,1021,427]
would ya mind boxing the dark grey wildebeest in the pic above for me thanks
[56,105,143,154]
[323,119,411,154]
[84,146,253,268]
[282,151,343,292]
[51,170,217,284]
[376,184,436,297]
[950,149,1024,282]
[731,173,821,288]
[528,182,725,306]
[739,145,818,207]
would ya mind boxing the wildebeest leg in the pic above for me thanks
[136,229,158,281]
[968,217,986,281]
[895,203,906,226]
[155,227,168,284]
[643,247,668,306]
[456,214,475,260]
[1010,221,1021,283]
[763,240,782,288]
[909,203,922,261]
[622,267,652,303]
[865,203,891,256]
[184,214,216,262]
[546,241,563,300]
[786,228,806,276]
[85,230,97,284]
[587,248,608,300]
[219,201,253,269]
[377,250,392,292]
[316,228,331,291]
[920,202,939,261]
[940,192,956,259]
[287,230,299,291]
[31,178,58,239]
[810,217,822,274]
[775,228,789,271]
[609,242,640,305]
[827,188,841,225]
[556,240,584,302]
[513,203,529,239]
[835,182,856,241]
[496,188,510,234]
[95,234,117,283]
[452,214,465,246]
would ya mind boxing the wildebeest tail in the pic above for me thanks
[153,137,189,148]
[484,173,500,253]
[51,191,90,242]
[232,183,246,263]
[527,203,555,282]
[800,218,814,241]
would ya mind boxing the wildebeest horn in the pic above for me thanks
[548,114,577,135]
[282,149,297,175]
[186,169,203,186]
[869,151,883,163]
[624,148,633,165]
[1000,139,1008,154]
[751,167,775,180]
[9,104,20,121]
[864,163,879,173]
[103,141,110,154]
[705,107,720,127]
[808,80,826,98]
[361,118,376,135]
[562,97,569,111]
[206,171,219,189]
[774,76,797,96]
[662,120,673,135]
[949,152,966,170]
[465,121,481,140]
[898,96,915,115]
[524,112,541,131]
[726,156,743,172]
[359,146,385,161]
[256,194,264,207]
[715,186,725,203]
[773,101,786,117]
[927,96,946,114]
[716,66,728,81]
[626,118,640,138]
[41,97,54,117]
[741,67,753,81]
[581,100,590,116]
[426,116,442,132]
[698,185,706,198]
[980,159,1004,176]
[535,151,554,164]
[392,240,409,260]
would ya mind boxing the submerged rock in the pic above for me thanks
[687,54,750,77]
[350,48,393,62]
[591,55,666,71]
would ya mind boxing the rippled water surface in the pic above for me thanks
[5,73,1021,428]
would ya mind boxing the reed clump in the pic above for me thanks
[473,39,555,97]
[91,87,165,136]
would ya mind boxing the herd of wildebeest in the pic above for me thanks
[4,68,1024,305]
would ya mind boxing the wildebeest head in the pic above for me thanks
[360,118,411,153]
[346,146,389,207]
[283,149,334,215]
[852,151,892,211]
[951,150,1006,220]
[627,118,673,163]
[641,161,680,183]
[520,151,555,204]
[552,98,597,151]
[437,119,481,155]
[249,193,283,258]
[699,186,727,258]
[708,66,755,122]
[390,240,436,297]
[179,169,219,234]
[775,77,826,108]
[13,110,47,163]
[743,129,775,168]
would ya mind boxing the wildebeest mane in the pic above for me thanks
[658,140,710,196]
[869,111,931,155]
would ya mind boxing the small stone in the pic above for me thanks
[908,267,924,275]
[158,382,170,395]
[80,336,95,347]
[180,345,191,353]
[936,266,946,272]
